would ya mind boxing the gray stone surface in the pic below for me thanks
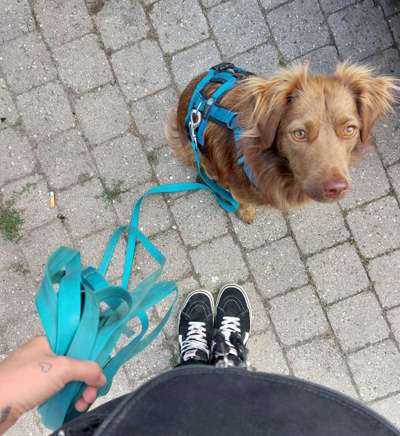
[17,82,75,139]
[112,40,170,101]
[190,234,249,288]
[0,33,57,94]
[368,250,400,308]
[327,292,390,352]
[287,337,357,397]
[307,242,370,304]
[248,237,308,298]
[289,202,349,255]
[268,0,330,60]
[328,0,393,61]
[389,13,400,46]
[346,196,400,258]
[34,0,92,48]
[75,84,130,144]
[270,286,329,345]
[96,0,149,51]
[1,0,400,430]
[0,128,35,186]
[54,34,113,93]
[348,340,400,401]
[208,0,269,57]
[150,0,209,54]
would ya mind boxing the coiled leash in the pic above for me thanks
[35,63,251,430]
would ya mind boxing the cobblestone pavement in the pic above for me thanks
[0,0,400,433]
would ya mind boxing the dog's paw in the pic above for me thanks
[237,204,256,224]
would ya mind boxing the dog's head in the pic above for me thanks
[241,63,398,202]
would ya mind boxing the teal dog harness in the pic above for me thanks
[35,63,254,430]
[184,63,256,212]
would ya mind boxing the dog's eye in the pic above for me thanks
[291,129,306,141]
[343,125,358,136]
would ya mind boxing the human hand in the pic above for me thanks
[0,336,106,434]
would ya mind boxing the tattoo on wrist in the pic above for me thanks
[39,361,52,373]
[0,406,11,424]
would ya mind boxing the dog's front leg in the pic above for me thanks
[236,202,256,224]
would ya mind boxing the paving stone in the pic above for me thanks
[0,33,56,95]
[171,40,221,91]
[57,179,116,239]
[247,329,289,374]
[134,229,192,283]
[0,128,35,186]
[379,0,400,16]
[2,175,57,233]
[54,34,112,93]
[0,236,23,272]
[243,281,270,334]
[231,43,280,77]
[340,149,390,209]
[114,182,172,236]
[247,237,308,298]
[92,133,151,189]
[1,311,43,352]
[190,234,249,288]
[34,0,92,47]
[308,243,369,304]
[231,207,287,250]
[319,0,355,14]
[201,0,223,7]
[289,202,349,255]
[259,0,290,10]
[372,393,400,429]
[389,13,400,46]
[0,267,36,324]
[124,332,173,380]
[368,250,400,308]
[131,87,178,151]
[374,107,400,167]
[268,0,330,60]
[75,84,130,144]
[0,0,34,45]
[208,0,269,57]
[112,40,170,102]
[366,47,400,77]
[348,340,400,401]
[171,190,229,246]
[37,129,95,190]
[150,0,209,54]
[19,220,72,282]
[346,196,400,258]
[297,46,339,74]
[7,410,45,436]
[0,78,19,128]
[328,0,392,61]
[287,337,357,397]
[387,306,400,345]
[17,82,75,140]
[389,163,400,198]
[94,367,131,407]
[96,0,149,51]
[327,292,389,352]
[270,286,329,345]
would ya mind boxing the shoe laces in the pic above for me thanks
[219,316,241,357]
[180,321,209,362]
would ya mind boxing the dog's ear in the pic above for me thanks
[335,63,398,144]
[238,64,309,150]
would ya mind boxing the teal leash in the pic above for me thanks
[35,110,240,430]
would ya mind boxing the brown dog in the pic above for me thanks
[165,63,397,223]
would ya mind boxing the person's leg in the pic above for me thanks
[212,283,251,368]
[178,289,214,365]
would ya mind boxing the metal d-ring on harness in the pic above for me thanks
[185,63,257,213]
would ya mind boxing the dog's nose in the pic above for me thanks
[323,178,349,199]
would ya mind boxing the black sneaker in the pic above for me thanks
[178,290,214,364]
[213,283,252,366]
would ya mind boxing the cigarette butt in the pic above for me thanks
[49,191,56,208]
